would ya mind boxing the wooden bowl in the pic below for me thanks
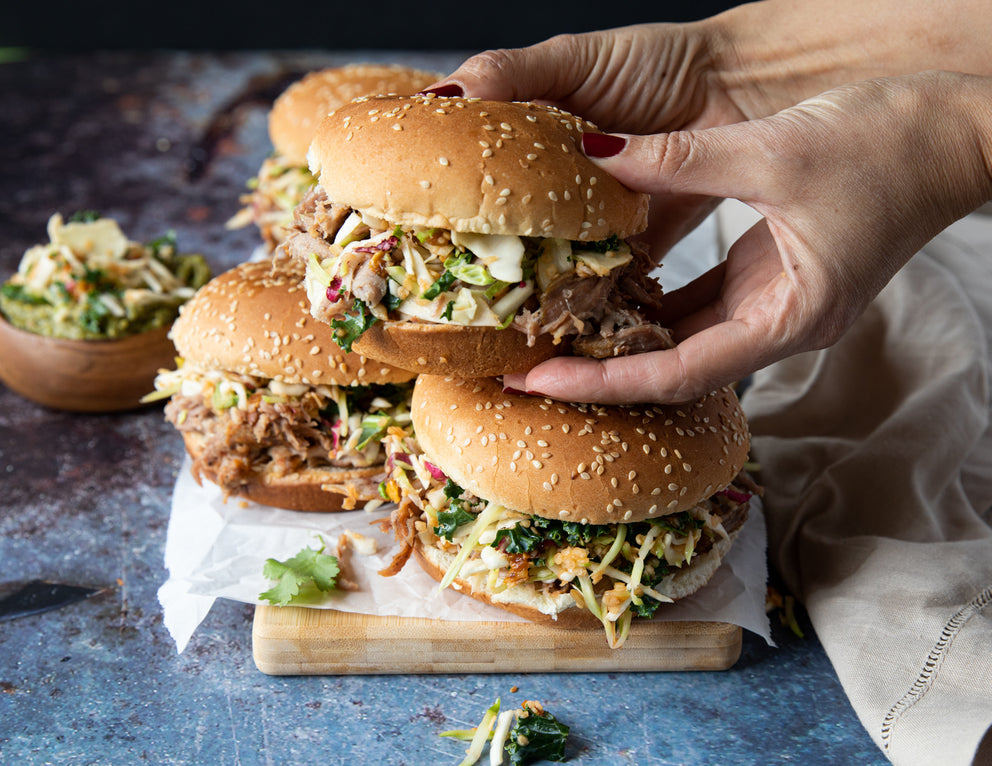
[0,314,176,412]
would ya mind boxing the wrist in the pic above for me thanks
[701,0,992,119]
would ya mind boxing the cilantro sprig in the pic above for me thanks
[258,538,340,606]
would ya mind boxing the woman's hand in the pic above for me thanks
[429,23,754,256]
[503,72,992,404]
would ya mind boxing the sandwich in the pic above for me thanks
[288,93,675,378]
[147,254,416,511]
[378,374,759,647]
[227,64,441,250]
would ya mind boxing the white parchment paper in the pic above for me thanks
[158,456,772,653]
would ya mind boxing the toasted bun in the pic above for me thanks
[181,432,381,512]
[413,526,742,625]
[269,64,442,165]
[352,321,561,377]
[411,375,750,524]
[308,95,650,241]
[170,255,414,387]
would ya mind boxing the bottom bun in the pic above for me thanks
[352,321,561,377]
[413,539,598,629]
[412,526,741,629]
[181,432,382,512]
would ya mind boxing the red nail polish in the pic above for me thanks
[502,386,526,395]
[419,83,464,98]
[581,132,626,158]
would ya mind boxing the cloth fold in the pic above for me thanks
[730,204,992,766]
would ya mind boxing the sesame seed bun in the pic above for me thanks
[410,375,750,525]
[180,432,382,512]
[307,94,650,242]
[268,64,442,166]
[352,321,561,378]
[171,256,414,387]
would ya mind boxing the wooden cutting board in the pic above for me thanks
[251,606,742,675]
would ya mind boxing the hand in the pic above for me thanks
[428,1,992,263]
[504,72,992,404]
[429,23,753,256]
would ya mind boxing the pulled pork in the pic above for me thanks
[286,185,677,359]
[166,389,373,493]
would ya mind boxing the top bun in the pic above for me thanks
[411,375,750,524]
[170,255,415,387]
[269,64,442,164]
[308,94,650,242]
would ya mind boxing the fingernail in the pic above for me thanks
[418,83,464,98]
[581,132,626,158]
[502,386,526,395]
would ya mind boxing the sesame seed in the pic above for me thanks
[548,191,558,202]
[439,157,449,166]
[482,149,493,158]
[420,180,431,188]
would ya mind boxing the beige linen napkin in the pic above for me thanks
[729,206,992,766]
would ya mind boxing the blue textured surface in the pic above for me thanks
[0,50,886,765]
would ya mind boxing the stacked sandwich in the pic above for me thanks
[283,93,759,647]
[150,253,415,511]
[227,64,440,251]
[156,66,440,511]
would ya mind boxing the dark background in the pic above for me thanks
[1,1,745,52]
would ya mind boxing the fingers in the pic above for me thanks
[581,124,769,203]
[516,316,769,405]
[425,36,595,103]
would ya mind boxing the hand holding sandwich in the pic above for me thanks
[507,72,992,403]
[429,0,992,404]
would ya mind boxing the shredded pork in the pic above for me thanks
[166,390,377,493]
[284,186,677,357]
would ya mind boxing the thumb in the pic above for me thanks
[580,126,767,202]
